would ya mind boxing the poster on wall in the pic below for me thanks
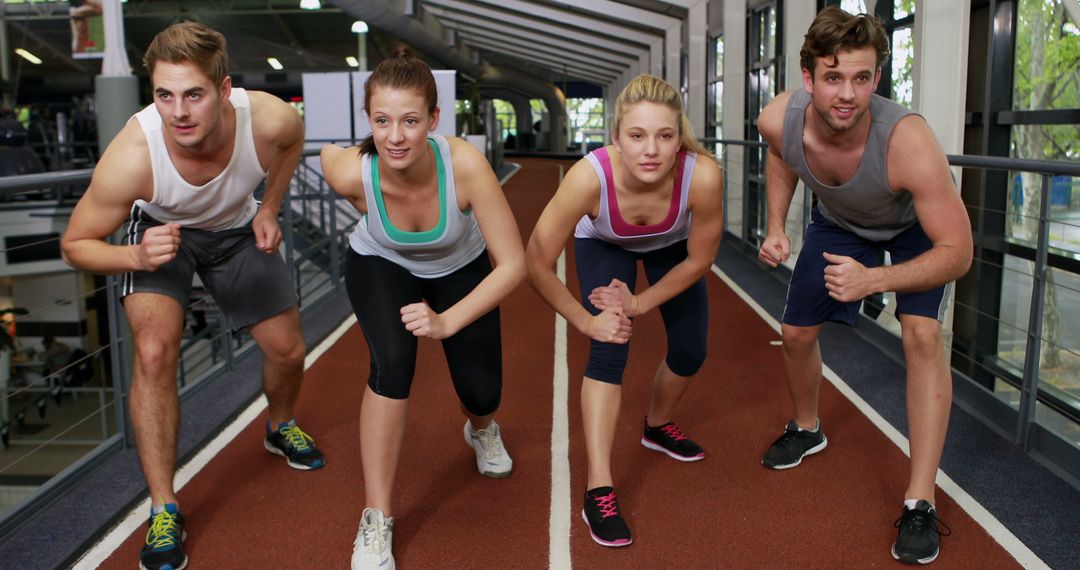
[70,0,104,59]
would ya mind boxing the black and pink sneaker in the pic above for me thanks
[641,418,705,461]
[581,486,632,547]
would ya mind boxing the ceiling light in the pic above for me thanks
[346,56,359,68]
[266,57,283,70]
[15,49,41,65]
[299,0,320,9]
[351,21,369,34]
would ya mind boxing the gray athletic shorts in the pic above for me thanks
[120,206,298,329]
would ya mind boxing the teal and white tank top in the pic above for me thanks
[348,134,487,278]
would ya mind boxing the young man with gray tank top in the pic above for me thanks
[755,7,972,565]
[61,22,324,570]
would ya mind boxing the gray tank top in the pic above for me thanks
[781,89,918,241]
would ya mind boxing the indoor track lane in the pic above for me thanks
[95,157,1022,569]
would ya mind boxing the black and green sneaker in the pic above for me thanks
[265,420,325,470]
[139,503,187,570]
[892,500,952,565]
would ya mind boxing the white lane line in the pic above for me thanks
[549,251,572,570]
[72,315,358,570]
[709,265,1049,569]
[549,161,573,570]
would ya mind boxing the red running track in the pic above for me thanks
[94,158,1022,569]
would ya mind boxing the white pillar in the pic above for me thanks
[722,0,746,239]
[687,1,708,137]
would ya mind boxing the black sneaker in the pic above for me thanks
[892,500,952,565]
[139,503,187,570]
[640,418,705,462]
[265,420,325,470]
[761,420,827,469]
[581,486,632,547]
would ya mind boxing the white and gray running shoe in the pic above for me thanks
[351,507,395,570]
[464,419,513,478]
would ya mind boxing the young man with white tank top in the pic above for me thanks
[61,22,323,570]
[755,7,972,565]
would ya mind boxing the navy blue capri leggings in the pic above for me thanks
[574,238,708,385]
[344,249,502,416]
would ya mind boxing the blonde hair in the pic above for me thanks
[612,74,713,159]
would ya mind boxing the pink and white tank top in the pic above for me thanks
[574,147,696,253]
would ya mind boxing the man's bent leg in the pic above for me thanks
[781,323,825,428]
[248,306,305,424]
[898,314,951,504]
[124,293,185,505]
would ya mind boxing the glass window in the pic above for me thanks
[566,98,605,145]
[493,99,516,142]
[715,36,725,78]
[890,26,914,107]
[841,0,868,13]
[894,0,915,19]
[1012,0,1080,111]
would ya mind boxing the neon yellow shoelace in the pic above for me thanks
[145,511,179,549]
[280,425,314,451]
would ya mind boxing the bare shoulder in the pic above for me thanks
[561,153,602,195]
[887,115,951,193]
[320,144,362,193]
[246,90,303,146]
[758,90,795,148]
[90,120,153,202]
[446,136,491,178]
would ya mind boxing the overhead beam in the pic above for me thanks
[451,28,625,74]
[427,8,636,66]
[466,0,660,46]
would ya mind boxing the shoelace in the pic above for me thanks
[593,492,620,519]
[474,427,504,459]
[280,425,314,452]
[145,511,180,550]
[773,428,803,448]
[660,423,688,441]
[893,509,953,538]
[357,518,388,554]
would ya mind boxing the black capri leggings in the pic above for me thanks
[345,249,502,416]
[575,238,708,385]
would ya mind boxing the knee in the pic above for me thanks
[667,343,707,377]
[901,318,943,356]
[263,339,305,369]
[782,325,819,354]
[460,386,501,417]
[368,350,415,399]
[132,336,179,378]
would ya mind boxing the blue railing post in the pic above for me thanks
[1016,173,1052,449]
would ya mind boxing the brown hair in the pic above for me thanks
[358,46,438,156]
[612,74,714,159]
[143,22,229,87]
[800,6,889,76]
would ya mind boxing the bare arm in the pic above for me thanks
[406,138,526,338]
[249,91,304,252]
[320,143,366,214]
[525,159,631,343]
[823,116,973,300]
[758,92,801,267]
[61,122,179,274]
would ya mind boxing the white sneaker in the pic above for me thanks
[351,507,395,570]
[464,419,513,478]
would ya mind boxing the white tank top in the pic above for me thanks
[348,135,487,278]
[132,88,265,231]
[574,146,696,253]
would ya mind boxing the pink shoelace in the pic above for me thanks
[661,423,688,441]
[593,492,620,519]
